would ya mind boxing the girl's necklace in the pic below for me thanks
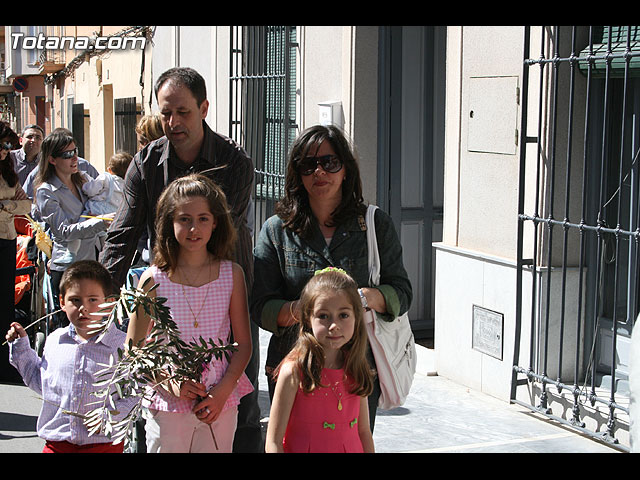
[325,372,346,411]
[179,259,213,328]
[331,382,343,411]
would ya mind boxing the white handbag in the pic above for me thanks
[364,205,417,410]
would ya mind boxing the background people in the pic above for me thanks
[136,113,164,151]
[33,131,112,328]
[82,151,131,216]
[99,67,262,453]
[23,128,99,201]
[10,124,44,186]
[251,124,412,432]
[133,115,165,267]
[0,121,31,384]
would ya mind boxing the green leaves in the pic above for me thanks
[80,281,237,449]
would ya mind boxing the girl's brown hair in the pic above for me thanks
[276,269,374,397]
[152,173,237,272]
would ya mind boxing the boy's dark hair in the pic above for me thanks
[109,151,133,178]
[59,260,113,298]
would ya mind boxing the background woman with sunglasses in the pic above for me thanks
[251,124,412,432]
[33,131,113,328]
[0,121,31,383]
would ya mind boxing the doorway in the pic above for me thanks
[377,26,446,338]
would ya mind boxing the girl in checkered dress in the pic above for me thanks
[125,173,253,453]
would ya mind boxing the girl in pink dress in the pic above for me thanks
[266,267,375,453]
[126,174,253,453]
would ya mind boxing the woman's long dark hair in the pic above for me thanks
[34,131,86,193]
[0,121,19,187]
[275,125,366,236]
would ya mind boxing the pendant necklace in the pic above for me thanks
[179,259,213,328]
[326,374,345,411]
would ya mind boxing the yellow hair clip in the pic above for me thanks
[314,266,348,276]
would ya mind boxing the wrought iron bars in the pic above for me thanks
[229,26,297,242]
[512,26,640,452]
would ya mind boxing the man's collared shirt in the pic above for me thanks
[10,149,38,186]
[9,323,134,446]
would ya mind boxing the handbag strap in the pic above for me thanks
[366,205,381,287]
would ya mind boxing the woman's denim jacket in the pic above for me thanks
[251,208,412,369]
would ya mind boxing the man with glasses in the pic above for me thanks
[10,124,44,186]
[99,67,262,453]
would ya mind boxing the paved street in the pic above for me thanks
[0,329,624,453]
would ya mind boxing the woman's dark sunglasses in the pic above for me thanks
[55,147,78,159]
[1,142,12,151]
[298,154,343,176]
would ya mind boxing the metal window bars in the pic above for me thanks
[512,26,640,452]
[229,26,297,242]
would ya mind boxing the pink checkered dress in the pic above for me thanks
[144,260,253,413]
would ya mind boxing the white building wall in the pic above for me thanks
[435,26,587,401]
[298,26,379,205]
[436,26,532,400]
[150,26,222,133]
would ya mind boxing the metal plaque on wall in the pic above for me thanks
[472,305,504,360]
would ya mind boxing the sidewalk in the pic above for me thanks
[0,330,623,453]
[256,330,621,453]
[367,344,621,453]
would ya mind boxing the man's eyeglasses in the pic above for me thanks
[298,154,343,176]
[55,147,78,160]
[1,142,12,151]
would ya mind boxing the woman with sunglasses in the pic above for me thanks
[251,124,412,433]
[33,131,113,328]
[0,121,31,383]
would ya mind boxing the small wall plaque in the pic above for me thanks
[472,305,504,360]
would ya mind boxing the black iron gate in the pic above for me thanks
[114,97,140,156]
[512,26,640,451]
[229,26,297,241]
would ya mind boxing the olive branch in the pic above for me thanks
[81,275,237,448]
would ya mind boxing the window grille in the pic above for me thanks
[229,26,297,241]
[512,26,640,451]
[114,97,140,156]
